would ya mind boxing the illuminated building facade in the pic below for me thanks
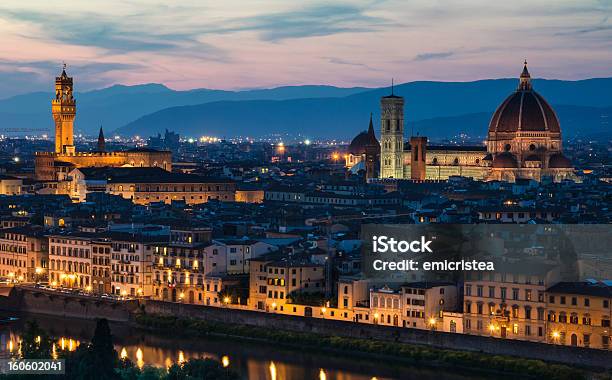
[68,167,236,204]
[463,263,560,343]
[347,63,575,182]
[0,226,48,282]
[48,233,93,289]
[249,253,325,311]
[546,282,611,350]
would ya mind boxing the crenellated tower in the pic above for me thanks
[379,82,405,179]
[52,64,76,154]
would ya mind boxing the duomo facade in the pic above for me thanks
[34,67,171,181]
[346,63,575,183]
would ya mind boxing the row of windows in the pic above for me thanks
[50,260,89,274]
[92,246,111,254]
[465,319,545,337]
[0,258,26,267]
[466,302,545,320]
[268,290,284,299]
[466,285,542,301]
[0,245,26,254]
[549,295,609,308]
[548,311,610,326]
[50,246,90,259]
[466,273,545,284]
[1,234,26,242]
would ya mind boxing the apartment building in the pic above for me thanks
[337,276,371,322]
[369,282,457,329]
[0,226,47,282]
[48,232,94,289]
[249,252,325,311]
[110,233,161,297]
[463,261,559,342]
[546,281,611,350]
[151,243,211,303]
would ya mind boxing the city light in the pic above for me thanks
[304,139,311,145]
[428,317,437,326]
[221,355,230,368]
[35,267,44,275]
[120,348,128,359]
[223,296,230,304]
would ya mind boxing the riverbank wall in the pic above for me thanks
[142,299,612,369]
[0,287,609,369]
[0,286,138,322]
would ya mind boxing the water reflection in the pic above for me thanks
[0,313,491,380]
[270,361,277,380]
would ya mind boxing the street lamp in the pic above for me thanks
[428,317,437,330]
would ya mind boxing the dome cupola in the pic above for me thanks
[488,61,560,134]
[348,114,380,155]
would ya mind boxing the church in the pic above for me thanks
[346,62,575,183]
[34,66,172,181]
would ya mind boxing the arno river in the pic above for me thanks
[0,313,490,380]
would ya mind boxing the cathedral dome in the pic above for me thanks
[548,153,572,168]
[348,114,380,155]
[492,152,518,168]
[488,62,560,134]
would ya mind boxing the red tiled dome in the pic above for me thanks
[348,115,379,155]
[488,63,560,134]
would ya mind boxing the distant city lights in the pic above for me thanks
[199,136,219,143]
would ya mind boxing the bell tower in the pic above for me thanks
[379,81,405,179]
[52,64,76,154]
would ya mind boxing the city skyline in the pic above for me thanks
[0,1,611,96]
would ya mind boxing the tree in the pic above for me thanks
[20,320,52,359]
[64,318,121,380]
[165,358,239,380]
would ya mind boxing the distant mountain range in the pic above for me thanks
[1,78,610,140]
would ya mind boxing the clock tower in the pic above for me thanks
[52,64,76,154]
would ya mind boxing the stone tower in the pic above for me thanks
[380,83,405,179]
[52,64,76,154]
[97,126,106,152]
[409,136,427,181]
